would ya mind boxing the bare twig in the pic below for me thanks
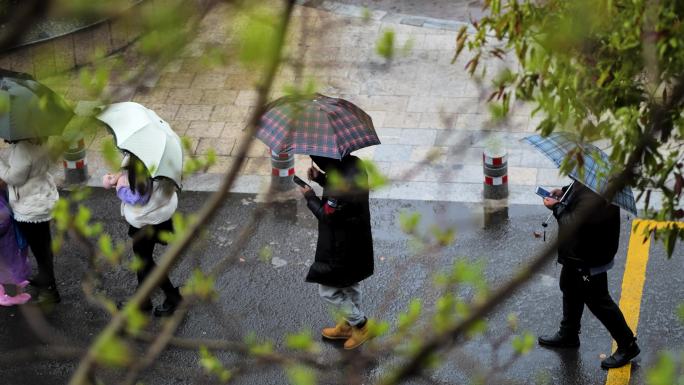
[68,1,299,383]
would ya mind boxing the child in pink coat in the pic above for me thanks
[0,186,31,306]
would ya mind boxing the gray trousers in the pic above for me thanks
[318,283,365,326]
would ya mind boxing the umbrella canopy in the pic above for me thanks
[0,70,73,141]
[256,94,380,159]
[522,132,637,215]
[96,102,183,187]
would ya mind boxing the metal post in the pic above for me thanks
[270,150,295,191]
[63,137,88,184]
[483,148,508,199]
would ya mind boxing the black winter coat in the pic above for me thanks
[304,157,374,287]
[553,183,620,270]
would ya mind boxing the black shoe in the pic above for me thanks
[601,340,640,369]
[153,292,182,317]
[538,331,580,348]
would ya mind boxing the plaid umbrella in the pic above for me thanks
[0,69,73,141]
[256,94,380,159]
[522,132,637,215]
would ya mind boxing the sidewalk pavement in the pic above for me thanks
[18,1,631,206]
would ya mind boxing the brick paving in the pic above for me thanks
[60,2,575,203]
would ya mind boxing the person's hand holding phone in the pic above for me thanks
[299,185,313,196]
[543,196,559,209]
[307,167,320,181]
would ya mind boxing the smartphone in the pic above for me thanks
[293,175,310,188]
[535,186,553,199]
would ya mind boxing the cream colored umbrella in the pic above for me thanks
[96,102,183,187]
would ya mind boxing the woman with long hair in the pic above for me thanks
[104,153,182,316]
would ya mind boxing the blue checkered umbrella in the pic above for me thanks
[522,132,637,215]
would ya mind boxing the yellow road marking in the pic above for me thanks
[606,220,684,385]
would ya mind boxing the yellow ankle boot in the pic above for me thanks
[321,321,352,340]
[343,323,371,350]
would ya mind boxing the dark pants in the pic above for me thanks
[559,265,634,347]
[16,221,55,287]
[129,220,178,298]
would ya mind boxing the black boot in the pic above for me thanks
[601,339,640,369]
[153,289,182,317]
[538,331,580,348]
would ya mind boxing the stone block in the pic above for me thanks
[158,72,195,88]
[409,146,448,164]
[168,120,190,135]
[383,111,421,128]
[186,121,225,138]
[9,47,34,74]
[398,128,437,146]
[31,41,57,78]
[74,24,111,66]
[243,157,271,176]
[376,127,403,144]
[206,156,241,174]
[196,137,236,156]
[507,167,538,186]
[176,104,214,121]
[166,88,204,104]
[132,87,170,104]
[418,112,458,130]
[201,90,238,104]
[191,73,228,89]
[235,90,259,107]
[373,144,414,162]
[144,103,180,121]
[52,35,76,73]
[234,140,268,157]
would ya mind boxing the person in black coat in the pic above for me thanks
[538,181,640,369]
[299,155,374,350]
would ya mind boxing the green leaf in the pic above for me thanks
[93,333,131,367]
[358,159,388,190]
[98,234,120,264]
[366,318,390,338]
[399,211,421,234]
[199,346,232,383]
[646,352,677,385]
[236,6,282,68]
[259,246,273,262]
[123,304,148,336]
[376,29,395,60]
[182,269,217,300]
[430,225,456,246]
[245,333,274,357]
[397,299,422,331]
[511,332,536,354]
[285,330,317,352]
[286,365,316,385]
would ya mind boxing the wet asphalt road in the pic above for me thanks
[0,189,682,385]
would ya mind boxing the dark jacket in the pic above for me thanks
[553,183,620,270]
[304,155,374,287]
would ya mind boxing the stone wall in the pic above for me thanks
[0,6,142,78]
